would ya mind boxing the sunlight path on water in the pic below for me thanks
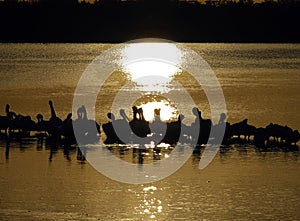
[120,42,183,93]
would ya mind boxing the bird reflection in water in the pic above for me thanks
[5,139,10,160]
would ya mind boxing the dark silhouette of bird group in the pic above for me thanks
[0,101,100,144]
[0,102,299,150]
[102,106,300,150]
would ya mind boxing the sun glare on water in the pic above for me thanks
[121,42,182,85]
[135,97,178,122]
[120,42,182,121]
[139,101,177,122]
[125,60,178,84]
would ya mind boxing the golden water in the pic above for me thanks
[0,43,299,220]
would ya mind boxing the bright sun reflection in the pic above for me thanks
[134,185,162,219]
[121,42,182,87]
[125,60,179,84]
[120,42,182,121]
[138,101,177,122]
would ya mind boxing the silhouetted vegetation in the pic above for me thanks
[0,0,299,42]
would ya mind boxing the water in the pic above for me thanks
[0,43,299,127]
[0,43,300,220]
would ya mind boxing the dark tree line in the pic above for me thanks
[0,0,299,42]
